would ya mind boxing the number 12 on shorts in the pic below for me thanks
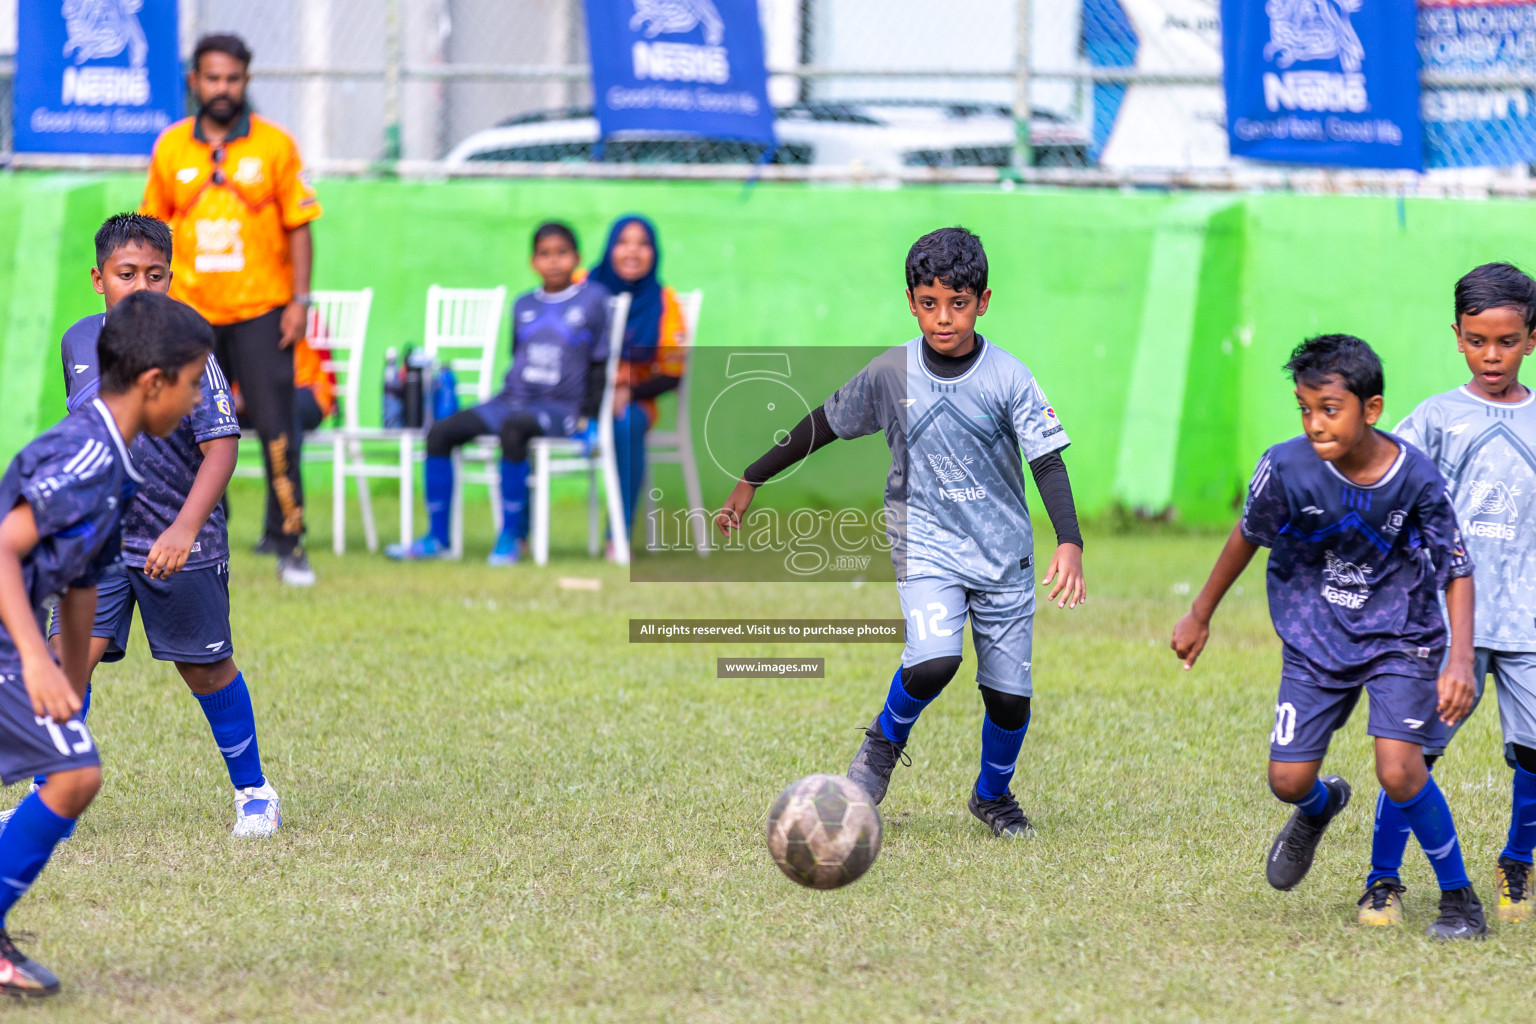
[34,715,92,756]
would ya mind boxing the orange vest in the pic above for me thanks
[142,112,321,325]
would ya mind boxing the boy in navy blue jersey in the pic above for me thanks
[0,290,210,995]
[1172,334,1487,939]
[388,221,610,565]
[2,214,281,838]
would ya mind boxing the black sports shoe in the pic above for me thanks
[251,535,279,556]
[968,788,1036,838]
[846,716,909,805]
[1427,886,1489,940]
[0,931,59,998]
[277,548,317,587]
[1266,775,1351,891]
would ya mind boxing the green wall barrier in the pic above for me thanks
[0,173,1527,528]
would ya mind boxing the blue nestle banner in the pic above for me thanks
[14,0,182,155]
[584,0,775,145]
[1421,0,1536,168]
[1222,0,1423,170]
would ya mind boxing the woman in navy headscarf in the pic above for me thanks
[590,215,690,546]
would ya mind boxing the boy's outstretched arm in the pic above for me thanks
[0,503,80,721]
[716,407,839,536]
[1030,451,1085,609]
[142,436,237,580]
[1437,574,1476,725]
[1171,523,1259,669]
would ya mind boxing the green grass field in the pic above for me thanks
[14,480,1531,1022]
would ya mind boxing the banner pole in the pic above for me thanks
[1014,0,1033,171]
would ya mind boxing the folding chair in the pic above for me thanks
[527,292,633,566]
[642,289,708,555]
[334,285,505,554]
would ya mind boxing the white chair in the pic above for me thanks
[333,285,506,554]
[527,292,633,566]
[641,289,708,556]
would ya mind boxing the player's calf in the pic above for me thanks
[176,660,281,837]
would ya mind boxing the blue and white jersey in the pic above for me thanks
[501,280,611,415]
[1396,386,1536,651]
[61,314,240,570]
[0,398,142,668]
[1241,434,1474,682]
[822,337,1069,591]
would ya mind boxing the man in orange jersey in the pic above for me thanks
[142,34,321,586]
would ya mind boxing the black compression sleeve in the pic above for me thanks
[632,374,681,401]
[744,407,839,485]
[582,362,606,419]
[1029,451,1082,549]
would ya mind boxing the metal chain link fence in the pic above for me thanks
[4,0,1536,191]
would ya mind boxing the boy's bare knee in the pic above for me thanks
[1267,762,1317,803]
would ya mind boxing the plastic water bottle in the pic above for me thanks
[403,347,430,429]
[382,347,404,428]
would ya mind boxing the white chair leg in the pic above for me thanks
[450,449,464,561]
[489,457,504,535]
[332,436,346,555]
[603,446,630,567]
[680,428,707,556]
[588,466,600,557]
[356,460,379,554]
[399,433,414,550]
[642,471,657,552]
[532,445,550,567]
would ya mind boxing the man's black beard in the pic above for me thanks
[198,97,244,127]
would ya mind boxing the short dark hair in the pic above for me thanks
[1284,333,1384,406]
[95,213,171,269]
[905,227,988,295]
[192,33,252,73]
[532,221,578,252]
[1455,262,1536,331]
[99,292,214,395]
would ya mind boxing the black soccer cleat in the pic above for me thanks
[846,716,910,806]
[0,931,59,998]
[968,788,1037,838]
[1266,775,1351,891]
[1427,886,1489,940]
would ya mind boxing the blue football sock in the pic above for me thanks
[424,456,453,545]
[1291,778,1331,817]
[1393,776,1471,891]
[0,792,75,928]
[876,667,934,744]
[976,713,1030,801]
[1502,765,1536,864]
[499,459,530,541]
[34,685,90,790]
[194,673,264,791]
[1367,783,1417,886]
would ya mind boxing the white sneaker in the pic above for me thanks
[232,781,282,838]
[0,782,39,830]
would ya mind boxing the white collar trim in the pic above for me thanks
[1457,383,1536,409]
[1323,437,1405,491]
[537,281,583,303]
[915,335,988,385]
[91,397,144,484]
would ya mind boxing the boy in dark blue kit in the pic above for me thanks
[0,291,210,995]
[1172,334,1488,939]
[1,214,281,839]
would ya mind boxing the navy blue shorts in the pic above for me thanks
[1269,672,1446,762]
[0,670,99,786]
[49,563,233,665]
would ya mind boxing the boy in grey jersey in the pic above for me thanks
[717,228,1086,837]
[1364,262,1536,927]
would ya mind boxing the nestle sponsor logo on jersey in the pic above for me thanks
[940,485,988,502]
[1321,549,1372,609]
[1320,584,1368,609]
[1468,520,1517,540]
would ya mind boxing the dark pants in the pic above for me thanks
[262,388,325,539]
[214,307,304,554]
[426,408,553,462]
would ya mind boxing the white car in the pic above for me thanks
[442,103,1089,172]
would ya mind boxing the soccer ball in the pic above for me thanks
[765,773,882,889]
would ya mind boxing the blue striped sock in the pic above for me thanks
[1368,784,1415,886]
[1393,776,1471,891]
[424,456,453,545]
[1292,778,1331,817]
[876,667,933,744]
[194,673,264,791]
[1502,765,1536,864]
[0,792,75,928]
[976,713,1030,801]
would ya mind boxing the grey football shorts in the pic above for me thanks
[897,575,1034,696]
